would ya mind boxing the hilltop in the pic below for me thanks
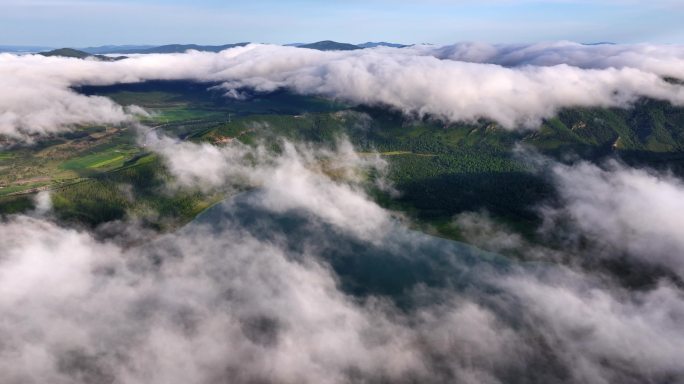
[45,41,411,55]
[39,48,125,61]
[297,40,362,51]
[357,42,407,48]
[296,41,407,50]
[115,43,250,54]
[81,45,154,54]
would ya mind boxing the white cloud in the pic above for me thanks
[2,42,684,140]
[0,58,130,140]
[422,41,684,79]
[0,203,521,383]
[146,132,391,241]
[32,191,52,215]
[543,160,684,278]
[501,269,684,384]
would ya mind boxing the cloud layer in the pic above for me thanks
[543,160,684,279]
[422,41,684,79]
[3,42,684,139]
[4,136,684,383]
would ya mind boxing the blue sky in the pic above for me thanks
[2,0,683,46]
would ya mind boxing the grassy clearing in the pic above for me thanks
[145,108,227,124]
[59,147,138,171]
[0,125,141,204]
[51,156,226,229]
[0,182,50,196]
[89,155,125,168]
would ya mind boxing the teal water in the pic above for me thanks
[188,190,515,304]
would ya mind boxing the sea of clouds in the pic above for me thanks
[2,42,684,383]
[2,41,684,140]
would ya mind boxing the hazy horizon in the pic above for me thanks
[2,0,683,47]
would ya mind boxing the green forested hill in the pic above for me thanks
[2,81,684,239]
[531,100,684,154]
[117,43,249,54]
[298,40,362,51]
[39,48,124,61]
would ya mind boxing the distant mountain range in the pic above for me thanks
[357,42,408,48]
[75,43,250,54]
[80,45,155,54]
[296,41,408,50]
[6,40,410,58]
[77,41,391,54]
[8,42,629,56]
[582,42,617,46]
[297,40,362,51]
